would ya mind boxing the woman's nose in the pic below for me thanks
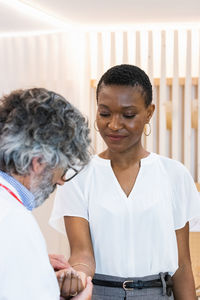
[108,115,122,130]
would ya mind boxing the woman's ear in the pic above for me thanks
[146,104,155,122]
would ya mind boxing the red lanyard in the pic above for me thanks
[0,183,23,205]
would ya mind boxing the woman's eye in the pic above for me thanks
[99,113,110,117]
[123,114,136,119]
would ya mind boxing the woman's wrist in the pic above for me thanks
[71,263,94,275]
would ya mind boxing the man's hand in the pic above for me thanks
[49,254,70,271]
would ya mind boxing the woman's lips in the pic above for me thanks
[106,135,127,141]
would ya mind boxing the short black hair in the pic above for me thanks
[96,64,152,107]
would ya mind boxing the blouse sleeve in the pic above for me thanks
[49,179,88,235]
[171,163,200,230]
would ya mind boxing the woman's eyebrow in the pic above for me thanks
[98,104,109,108]
[98,104,137,109]
[122,106,138,110]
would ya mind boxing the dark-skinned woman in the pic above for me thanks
[50,64,200,300]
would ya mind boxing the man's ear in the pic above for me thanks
[31,157,46,174]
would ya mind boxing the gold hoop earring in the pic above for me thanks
[94,120,99,132]
[144,123,151,136]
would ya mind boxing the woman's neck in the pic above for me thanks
[99,145,149,168]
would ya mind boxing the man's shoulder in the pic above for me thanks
[0,200,44,246]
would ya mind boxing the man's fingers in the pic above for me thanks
[49,254,70,270]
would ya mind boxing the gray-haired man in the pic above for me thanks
[0,88,92,300]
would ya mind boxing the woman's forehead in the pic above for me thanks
[98,85,146,107]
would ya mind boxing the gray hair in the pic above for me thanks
[0,88,90,175]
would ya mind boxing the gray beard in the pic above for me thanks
[30,169,56,208]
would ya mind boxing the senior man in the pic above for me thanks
[0,88,92,300]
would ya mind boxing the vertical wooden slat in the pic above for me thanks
[79,32,91,115]
[122,32,128,64]
[198,30,200,183]
[135,31,141,67]
[110,32,116,67]
[88,33,98,154]
[97,33,104,81]
[96,33,104,153]
[146,30,154,152]
[0,37,4,96]
[135,30,145,146]
[127,31,135,65]
[6,37,17,90]
[0,37,7,95]
[159,31,167,156]
[90,84,97,154]
[96,32,106,153]
[172,30,180,161]
[37,34,48,86]
[184,30,192,170]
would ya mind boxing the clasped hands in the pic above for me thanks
[49,254,92,300]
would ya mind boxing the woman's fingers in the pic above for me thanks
[56,270,65,290]
[74,277,93,300]
[61,270,72,297]
[60,269,83,297]
[69,270,78,296]
[58,269,88,298]
[77,275,84,293]
[77,271,87,289]
[58,273,93,300]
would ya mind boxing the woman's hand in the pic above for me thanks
[60,276,93,300]
[49,254,70,271]
[56,268,88,298]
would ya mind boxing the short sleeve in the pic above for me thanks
[171,164,200,230]
[49,180,89,235]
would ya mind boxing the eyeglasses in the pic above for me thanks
[61,166,82,182]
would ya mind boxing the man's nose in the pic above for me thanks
[56,178,65,186]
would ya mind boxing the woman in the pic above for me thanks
[50,64,200,299]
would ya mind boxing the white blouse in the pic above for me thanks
[50,153,200,277]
